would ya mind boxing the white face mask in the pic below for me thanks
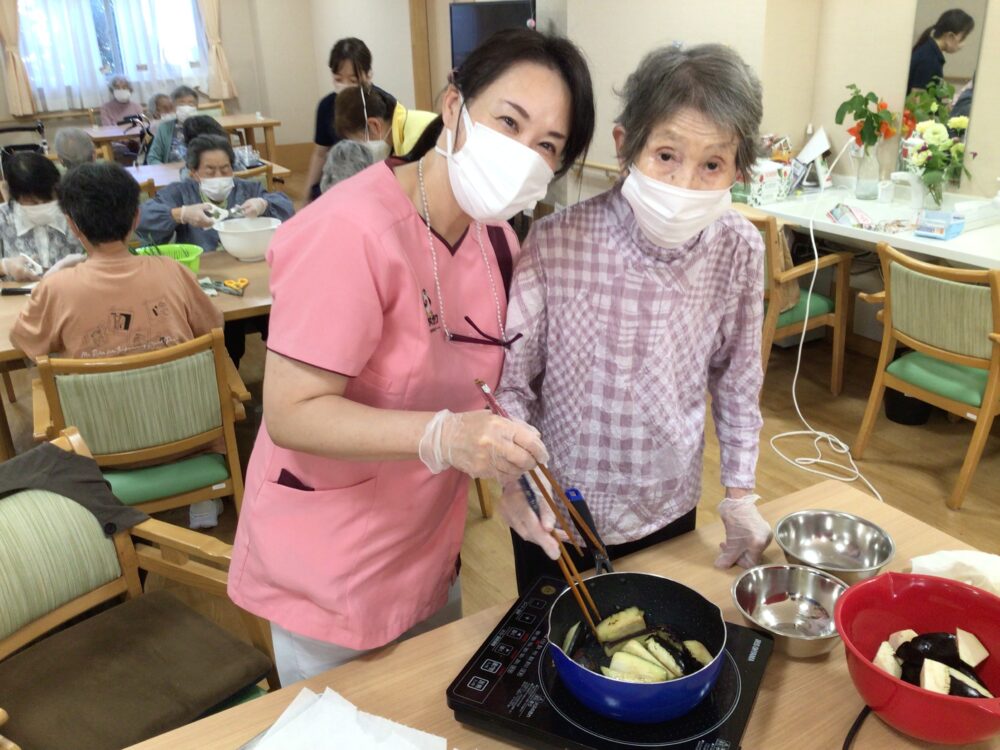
[362,139,390,161]
[620,166,732,248]
[436,105,554,222]
[175,105,197,123]
[332,81,350,95]
[17,200,63,228]
[113,89,131,103]
[199,176,234,202]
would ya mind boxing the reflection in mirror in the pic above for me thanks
[905,1,986,188]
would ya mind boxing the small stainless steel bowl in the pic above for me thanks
[775,510,895,584]
[732,564,848,658]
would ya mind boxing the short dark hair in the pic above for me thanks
[6,151,60,203]
[404,29,595,177]
[185,134,234,171]
[58,162,139,244]
[334,85,391,139]
[329,37,372,76]
[182,114,227,143]
[171,85,198,102]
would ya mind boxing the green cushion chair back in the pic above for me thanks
[54,350,222,455]
[891,261,993,360]
[0,491,121,641]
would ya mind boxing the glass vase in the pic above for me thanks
[854,145,880,200]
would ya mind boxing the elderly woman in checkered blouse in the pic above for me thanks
[495,43,773,594]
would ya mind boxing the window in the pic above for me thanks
[20,0,209,112]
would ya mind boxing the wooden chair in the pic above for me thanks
[235,162,272,191]
[32,329,251,516]
[0,429,276,750]
[137,176,156,201]
[86,107,99,126]
[753,215,852,395]
[854,242,1000,510]
[197,100,226,118]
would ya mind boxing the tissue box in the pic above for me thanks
[745,158,792,206]
[915,210,965,240]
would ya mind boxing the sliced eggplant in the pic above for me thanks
[900,659,921,686]
[956,628,989,669]
[888,628,919,651]
[562,622,581,655]
[920,658,951,695]
[874,641,902,678]
[596,607,646,644]
[644,637,683,678]
[609,650,669,682]
[600,666,661,683]
[684,640,713,668]
[909,633,962,670]
[621,639,663,667]
[949,667,994,699]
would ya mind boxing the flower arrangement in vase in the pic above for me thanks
[902,116,972,208]
[835,84,898,200]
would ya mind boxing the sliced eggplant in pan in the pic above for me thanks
[595,607,647,644]
[683,640,713,668]
[609,650,669,682]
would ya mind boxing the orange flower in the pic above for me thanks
[880,121,896,139]
[878,101,889,111]
[902,109,916,138]
[847,121,863,146]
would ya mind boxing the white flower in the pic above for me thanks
[910,149,930,167]
[922,123,950,147]
[947,115,969,130]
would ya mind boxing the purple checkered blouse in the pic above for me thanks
[496,186,765,545]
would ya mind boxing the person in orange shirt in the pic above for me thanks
[12,161,225,528]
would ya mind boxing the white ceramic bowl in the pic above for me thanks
[216,217,281,262]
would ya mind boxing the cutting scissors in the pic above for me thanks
[220,277,249,296]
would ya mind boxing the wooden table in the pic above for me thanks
[127,481,997,750]
[0,252,271,460]
[126,161,291,191]
[85,114,283,161]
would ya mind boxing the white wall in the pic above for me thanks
[310,0,416,115]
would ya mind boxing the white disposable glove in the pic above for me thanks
[179,203,217,228]
[418,409,549,484]
[0,256,41,281]
[44,253,86,276]
[500,475,561,561]
[715,494,773,569]
[239,197,268,218]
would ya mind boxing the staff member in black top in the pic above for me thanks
[305,37,396,202]
[908,9,975,93]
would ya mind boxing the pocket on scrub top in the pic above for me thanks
[249,476,378,596]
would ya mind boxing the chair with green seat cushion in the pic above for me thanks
[854,243,1000,510]
[753,214,853,396]
[34,329,247,516]
[0,434,276,750]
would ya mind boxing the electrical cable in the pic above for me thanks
[767,176,884,503]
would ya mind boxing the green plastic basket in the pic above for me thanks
[134,243,204,273]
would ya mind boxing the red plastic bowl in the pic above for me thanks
[834,572,1000,745]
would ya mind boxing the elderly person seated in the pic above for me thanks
[137,134,293,252]
[0,152,83,279]
[333,86,436,159]
[319,139,374,193]
[146,85,200,164]
[99,76,143,126]
[495,44,772,595]
[147,92,173,121]
[53,127,96,172]
[178,116,250,176]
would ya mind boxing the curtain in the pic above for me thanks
[196,0,237,99]
[19,0,105,111]
[0,0,35,115]
[114,0,209,105]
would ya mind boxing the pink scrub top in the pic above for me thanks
[228,162,519,650]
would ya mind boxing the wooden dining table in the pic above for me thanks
[0,252,272,460]
[126,480,998,750]
[85,113,283,161]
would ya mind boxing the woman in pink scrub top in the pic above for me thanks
[229,29,595,685]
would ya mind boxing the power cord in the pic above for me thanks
[767,183,884,503]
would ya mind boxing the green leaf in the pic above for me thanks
[866,92,878,103]
[860,118,877,146]
[923,170,945,185]
[835,101,851,124]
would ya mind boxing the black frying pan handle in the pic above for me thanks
[565,487,613,574]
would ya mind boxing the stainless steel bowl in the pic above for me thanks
[775,510,895,584]
[732,564,848,658]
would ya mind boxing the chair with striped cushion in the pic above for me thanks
[753,214,853,395]
[854,242,1000,509]
[0,429,275,750]
[31,329,250,516]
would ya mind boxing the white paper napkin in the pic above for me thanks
[911,550,1000,596]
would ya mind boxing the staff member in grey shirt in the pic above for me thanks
[138,134,294,251]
